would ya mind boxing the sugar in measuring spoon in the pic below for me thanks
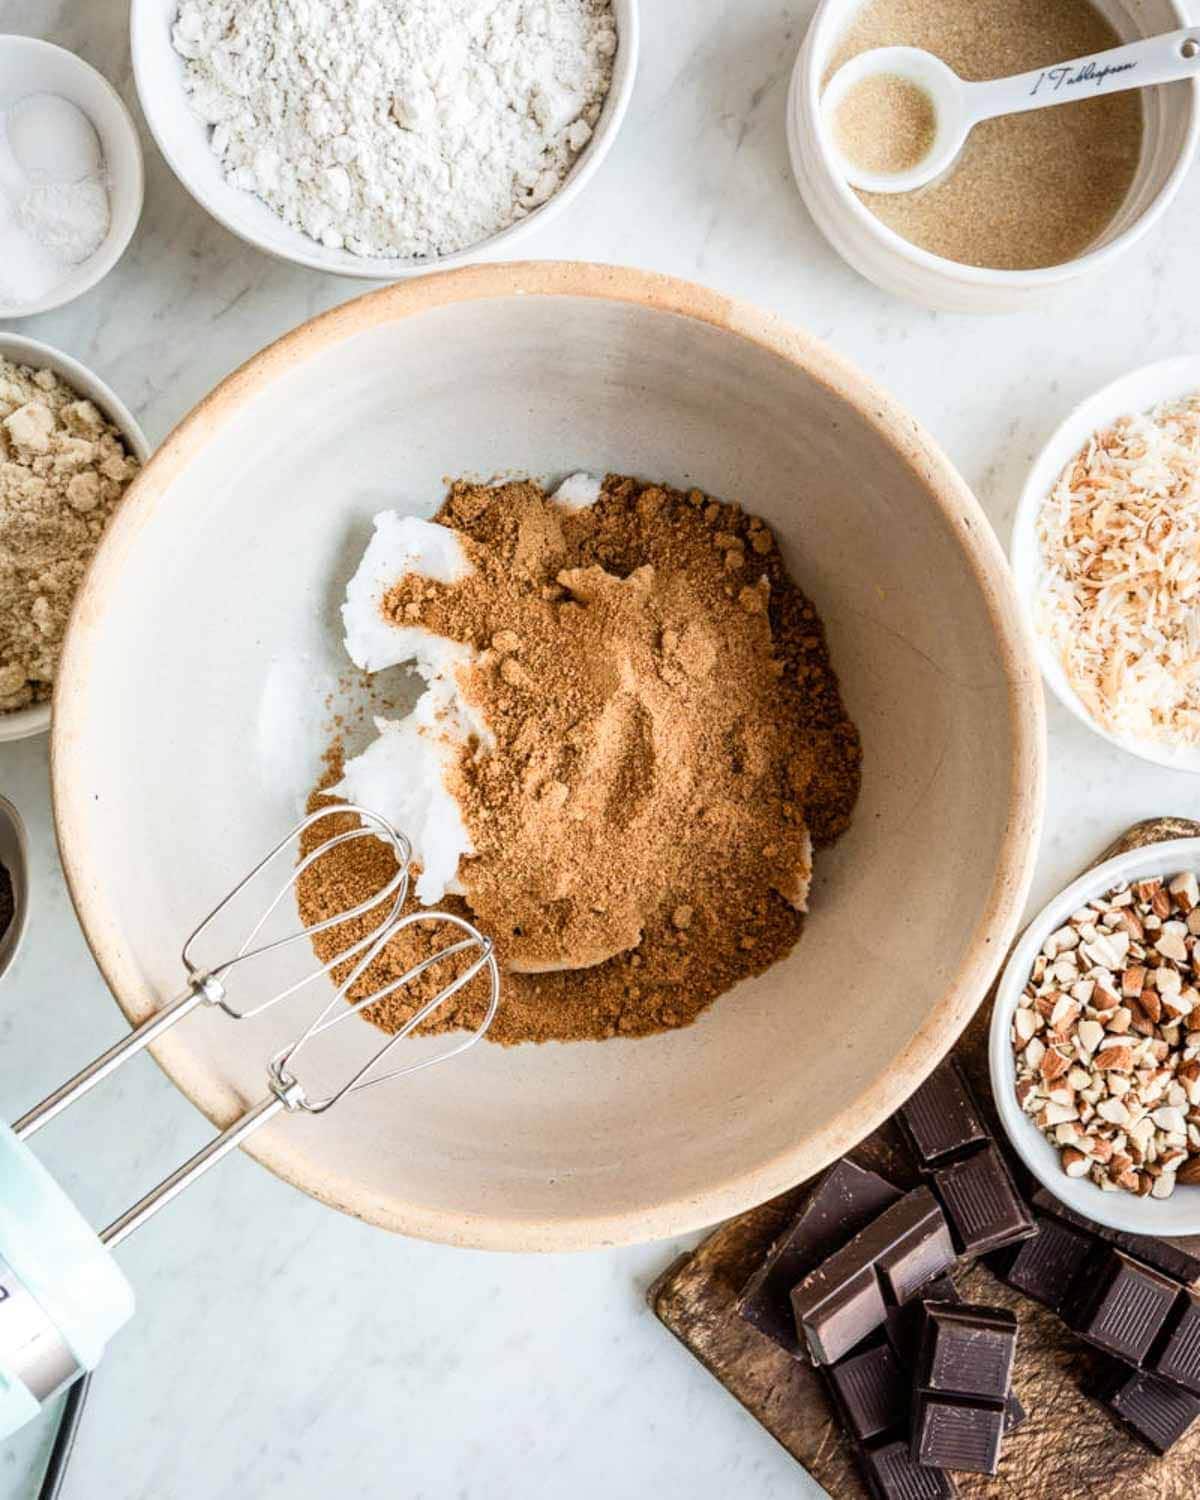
[824,26,1200,195]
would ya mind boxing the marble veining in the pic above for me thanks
[1,0,1199,1496]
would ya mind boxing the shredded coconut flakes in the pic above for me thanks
[1036,392,1200,746]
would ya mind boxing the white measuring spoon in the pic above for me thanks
[823,28,1200,194]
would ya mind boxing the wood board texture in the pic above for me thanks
[650,818,1200,1499]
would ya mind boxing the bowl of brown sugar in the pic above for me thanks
[789,0,1199,312]
[50,264,1043,1250]
[0,334,148,741]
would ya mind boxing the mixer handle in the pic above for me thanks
[11,979,220,1142]
[98,1093,289,1248]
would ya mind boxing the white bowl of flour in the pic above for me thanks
[130,0,638,278]
[0,37,144,318]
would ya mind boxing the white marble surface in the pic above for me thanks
[1,0,1199,1496]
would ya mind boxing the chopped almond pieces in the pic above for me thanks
[1012,873,1200,1199]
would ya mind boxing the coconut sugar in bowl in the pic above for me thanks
[789,0,1200,312]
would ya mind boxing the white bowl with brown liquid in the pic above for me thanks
[789,0,1200,313]
[50,265,1044,1249]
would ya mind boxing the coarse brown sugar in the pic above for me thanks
[0,357,139,713]
[834,74,937,177]
[828,0,1142,271]
[297,474,861,1045]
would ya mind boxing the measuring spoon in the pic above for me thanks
[823,27,1200,194]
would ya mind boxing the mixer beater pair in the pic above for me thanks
[0,805,499,1439]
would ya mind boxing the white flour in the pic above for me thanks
[172,0,617,260]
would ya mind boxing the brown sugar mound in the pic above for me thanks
[297,474,861,1044]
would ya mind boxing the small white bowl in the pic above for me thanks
[0,333,150,744]
[0,794,29,981]
[0,36,144,319]
[787,0,1200,313]
[129,0,638,279]
[1010,354,1200,773]
[990,837,1200,1236]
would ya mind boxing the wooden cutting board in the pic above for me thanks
[650,818,1200,1500]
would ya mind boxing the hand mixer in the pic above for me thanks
[0,804,499,1441]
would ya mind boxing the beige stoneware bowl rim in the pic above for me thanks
[51,261,1046,1250]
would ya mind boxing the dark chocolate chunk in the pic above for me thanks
[989,1213,1092,1313]
[897,1059,989,1167]
[859,1437,957,1499]
[826,1339,909,1443]
[793,1260,888,1367]
[1068,1249,1179,1363]
[907,1302,1016,1477]
[1150,1290,1200,1396]
[877,1198,957,1306]
[916,1302,1017,1403]
[886,1275,958,1366]
[1100,1365,1200,1455]
[738,1160,903,1355]
[1031,1186,1200,1288]
[1028,1187,1108,1240]
[1110,1230,1200,1291]
[791,1189,954,1365]
[931,1145,1036,1258]
[911,1392,1006,1475]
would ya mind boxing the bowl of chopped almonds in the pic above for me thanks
[991,839,1200,1235]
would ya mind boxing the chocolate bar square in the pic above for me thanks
[916,1303,1017,1403]
[911,1392,1006,1475]
[1109,1229,1200,1291]
[859,1437,957,1499]
[1150,1290,1200,1396]
[897,1059,988,1167]
[793,1261,887,1366]
[1069,1250,1179,1363]
[876,1198,956,1306]
[932,1145,1036,1258]
[989,1213,1092,1313]
[886,1275,958,1366]
[1031,1186,1200,1288]
[826,1339,909,1443]
[791,1189,954,1365]
[1101,1365,1200,1456]
[738,1160,902,1355]
[1028,1187,1107,1239]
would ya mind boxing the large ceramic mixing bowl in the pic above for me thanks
[52,264,1044,1250]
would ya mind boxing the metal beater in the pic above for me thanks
[0,804,499,1439]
